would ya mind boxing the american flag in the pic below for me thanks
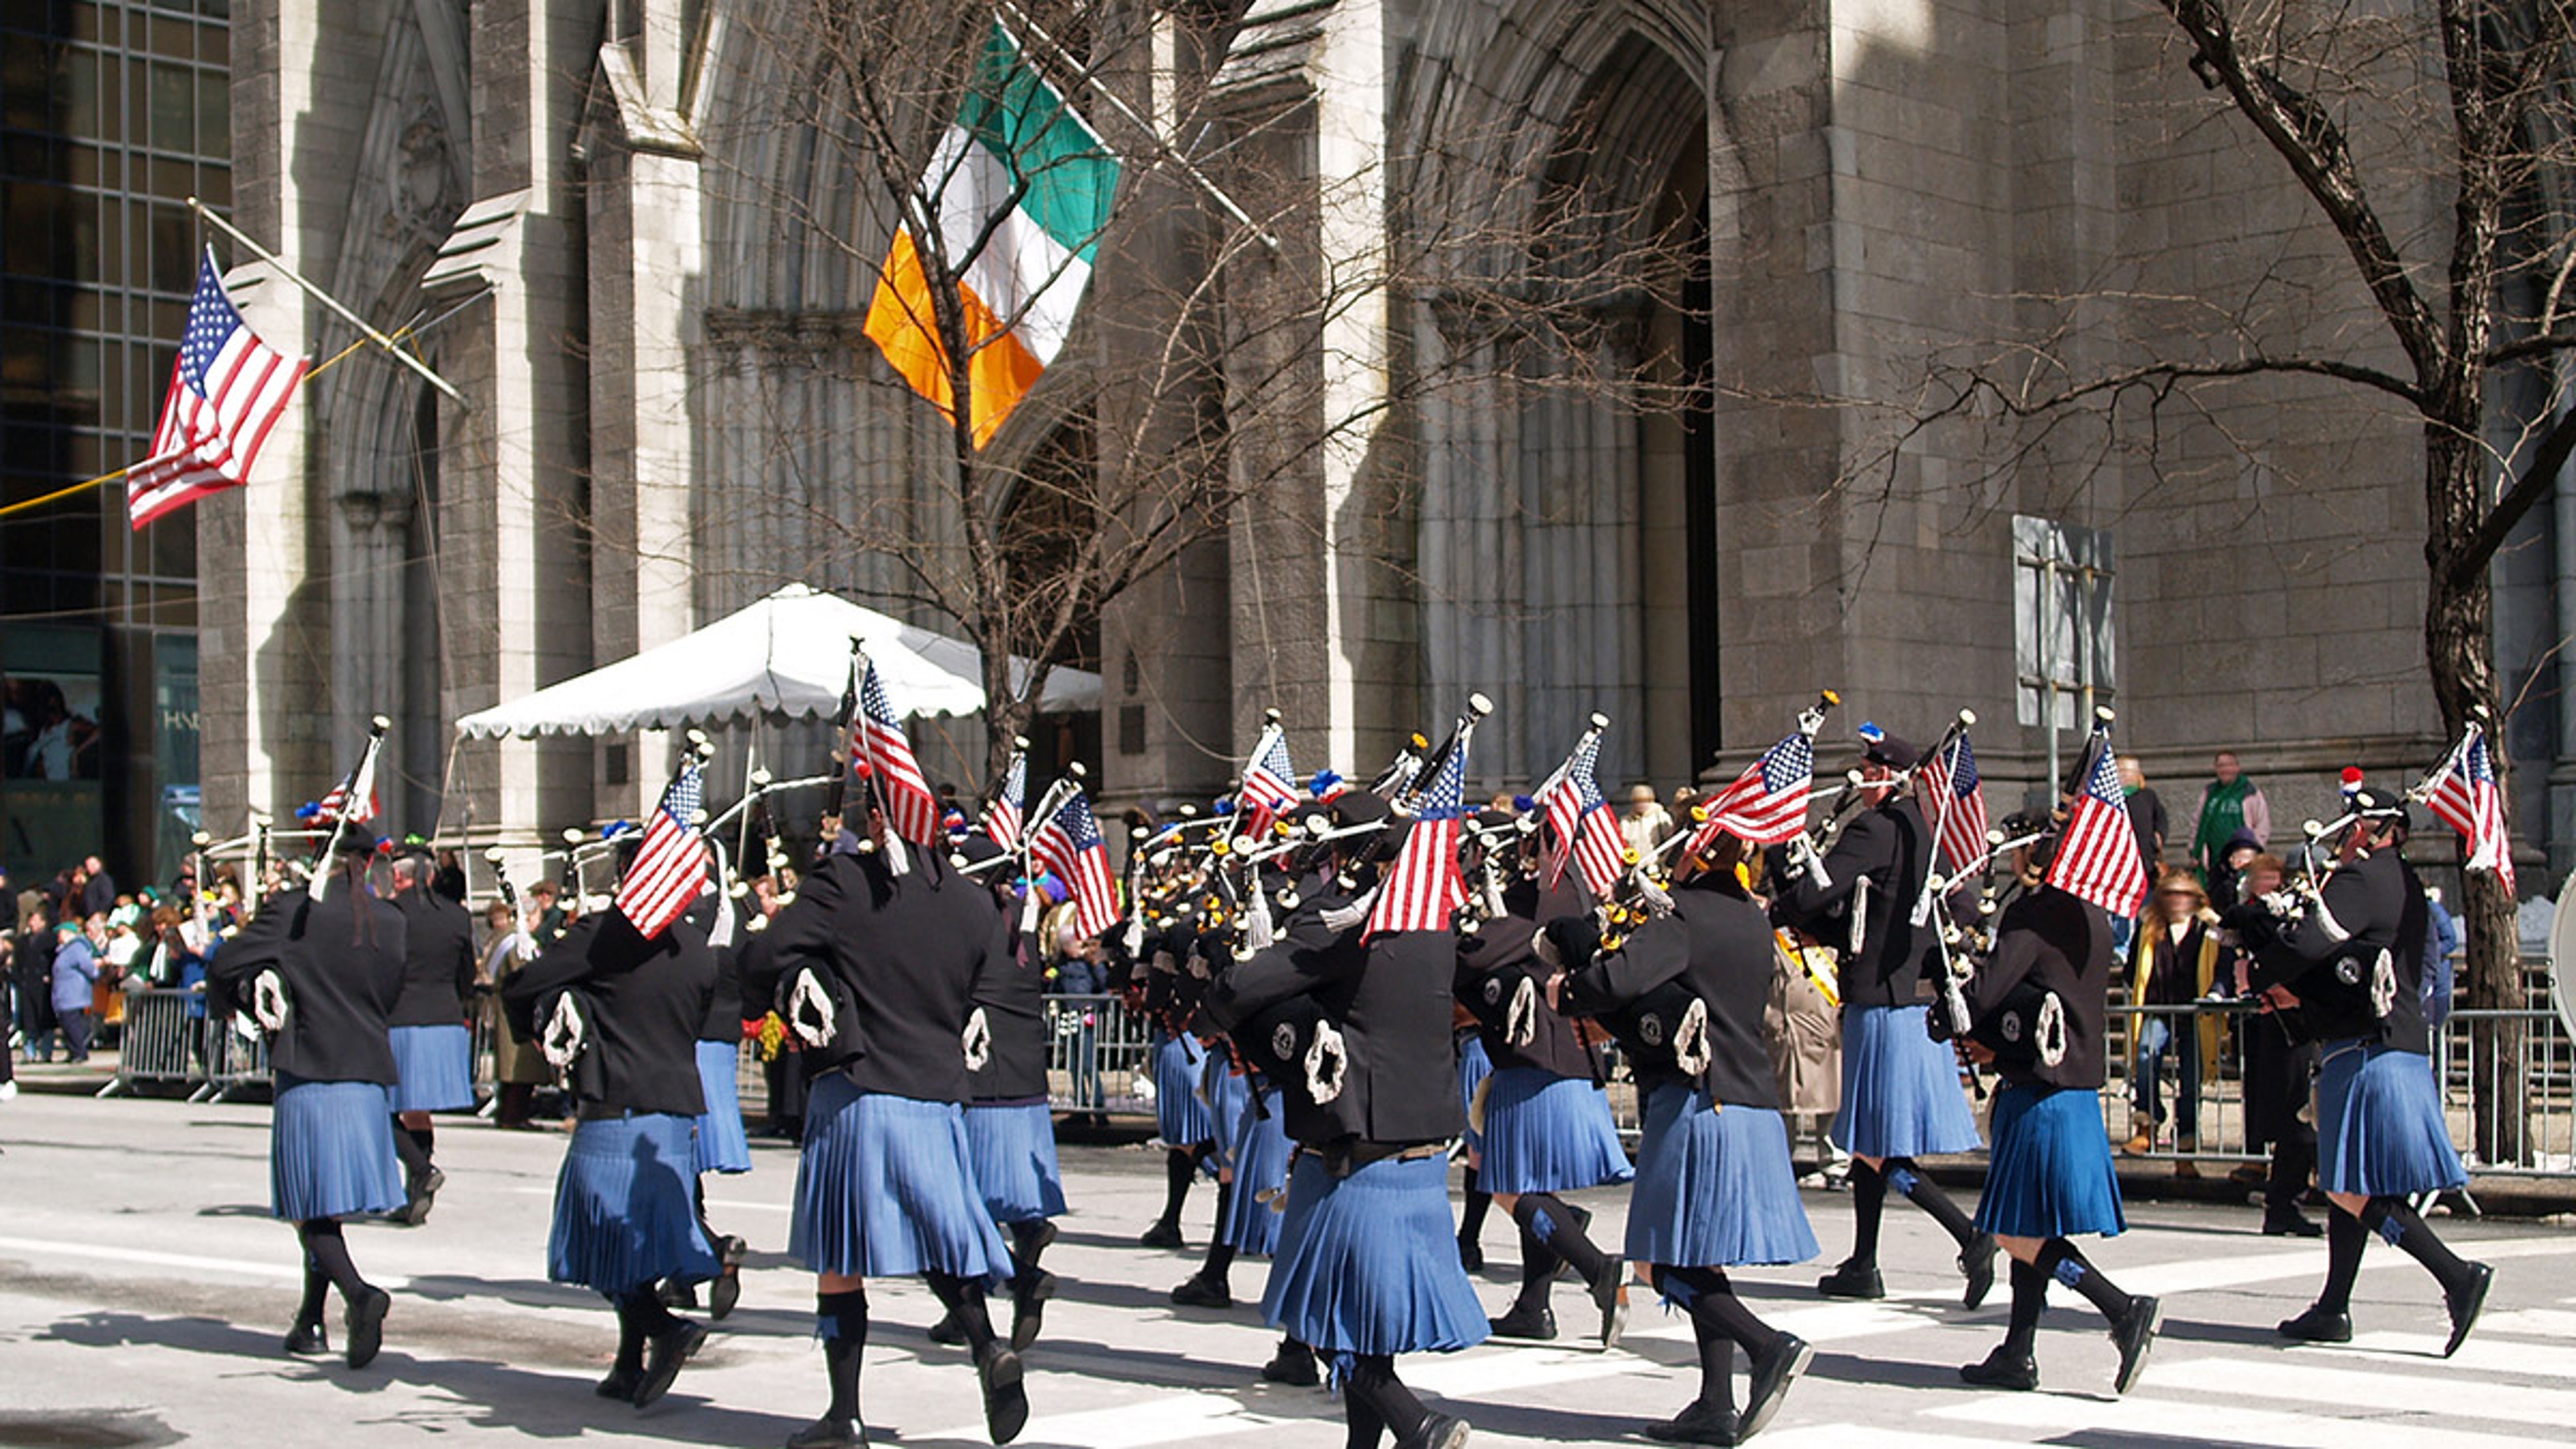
[127,250,309,530]
[982,747,1026,851]
[857,658,942,846]
[1238,726,1301,837]
[2424,728,2514,894]
[2047,738,2148,916]
[1688,730,1815,854]
[614,759,710,938]
[1366,731,1470,938]
[1031,788,1119,938]
[1538,729,1626,900]
[1916,731,1988,873]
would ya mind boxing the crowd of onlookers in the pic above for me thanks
[3,855,254,1087]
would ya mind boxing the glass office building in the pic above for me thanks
[1,1,227,896]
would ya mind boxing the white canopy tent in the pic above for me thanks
[452,583,1099,739]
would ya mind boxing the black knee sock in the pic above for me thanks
[694,1176,723,1252]
[2034,1239,2133,1320]
[1511,1224,1558,1313]
[389,1120,431,1182]
[1160,1147,1197,1226]
[296,1260,329,1325]
[1886,1157,1978,1248]
[925,1271,998,1355]
[1200,1183,1237,1283]
[1344,1372,1387,1449]
[2316,1205,2369,1314]
[1458,1164,1491,1243]
[1657,1265,1775,1352]
[817,1288,869,1421]
[611,1295,649,1375]
[1511,1193,1607,1282]
[1009,1220,1053,1286]
[2268,1134,2316,1215]
[623,1284,680,1336]
[2361,1197,2475,1295]
[298,1220,368,1302]
[1348,1354,1428,1442]
[1847,1159,1886,1267]
[2002,1258,2047,1355]
[411,1123,435,1160]
[1688,1312,1737,1412]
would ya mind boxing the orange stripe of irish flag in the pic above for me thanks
[863,227,1046,449]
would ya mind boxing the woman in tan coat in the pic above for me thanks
[2124,870,2223,1171]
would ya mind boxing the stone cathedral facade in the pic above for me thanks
[201,0,2571,880]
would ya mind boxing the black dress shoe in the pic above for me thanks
[2261,1212,2324,1238]
[1170,1273,1233,1309]
[401,1168,446,1226]
[283,1319,329,1356]
[1260,1340,1320,1386]
[926,1307,967,1347]
[1486,1302,1557,1340]
[632,1320,708,1409]
[710,1267,742,1321]
[1588,1256,1629,1350]
[784,1414,869,1448]
[2109,1295,2161,1396]
[1958,1345,2039,1391]
[1398,1409,1470,1449]
[977,1344,1030,1444]
[1456,1238,1484,1273]
[1010,1268,1056,1352]
[1138,1220,1185,1250]
[1739,1334,1811,1438]
[1960,1234,1998,1309]
[1644,1398,1739,1444]
[596,1363,643,1401]
[2276,1303,2353,1342]
[344,1287,390,1370]
[2445,1261,2493,1358]
[1815,1260,1884,1300]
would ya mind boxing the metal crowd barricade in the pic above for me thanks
[2098,1000,2263,1163]
[2440,1006,2575,1175]
[107,988,203,1097]
[204,1018,272,1102]
[1044,993,1154,1116]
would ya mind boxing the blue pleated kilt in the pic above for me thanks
[1456,1034,1493,1155]
[1477,1067,1635,1194]
[270,1074,405,1222]
[791,1073,1013,1283]
[965,1100,1069,1224]
[1626,1085,1819,1268]
[1155,1032,1216,1146]
[2316,1042,2468,1196]
[693,1038,753,1175]
[1832,1004,1982,1159]
[1221,1084,1296,1257]
[1262,1152,1490,1357]
[1204,1055,1253,1166]
[547,1112,721,1294]
[386,1024,474,1113]
[1974,1083,2126,1240]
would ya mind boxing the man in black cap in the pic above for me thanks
[2233,786,2492,1355]
[1770,728,1992,1307]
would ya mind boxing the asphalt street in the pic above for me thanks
[1,1092,2570,1448]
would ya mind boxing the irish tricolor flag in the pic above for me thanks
[864,24,1119,448]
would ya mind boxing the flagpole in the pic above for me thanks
[186,198,465,404]
[991,0,1281,254]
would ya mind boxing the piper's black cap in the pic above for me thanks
[1862,731,1919,771]
[1472,808,1517,832]
[955,833,1007,867]
[2351,786,2411,824]
[1329,791,1391,832]
[1999,810,2049,840]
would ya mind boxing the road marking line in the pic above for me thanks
[2146,1355,2576,1427]
[0,1235,411,1290]
[1931,1385,2540,1448]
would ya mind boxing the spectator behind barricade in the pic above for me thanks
[1621,784,1672,857]
[78,856,117,919]
[2125,869,2220,1175]
[2119,756,2167,871]
[1044,891,1110,1126]
[481,898,551,1130]
[433,849,468,904]
[2190,751,2271,877]
[50,920,99,1063]
[526,879,568,943]
[15,902,56,1061]
[2203,829,2263,912]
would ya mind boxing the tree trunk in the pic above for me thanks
[2422,419,2530,1166]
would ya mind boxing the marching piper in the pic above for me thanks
[2233,786,2493,1354]
[1770,729,1993,1305]
[1946,818,2161,1395]
[502,837,722,1412]
[1554,831,1818,1444]
[384,847,477,1225]
[745,787,1028,1448]
[680,893,753,1320]
[209,832,407,1369]
[1452,818,1632,1349]
[1198,786,1487,1449]
[1136,905,1224,1250]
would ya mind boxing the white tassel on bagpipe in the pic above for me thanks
[788,967,839,1048]
[542,991,589,1070]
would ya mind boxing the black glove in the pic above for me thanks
[1540,914,1602,973]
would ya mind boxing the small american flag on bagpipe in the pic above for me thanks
[2418,720,2514,895]
[2046,722,2148,917]
[982,742,1027,851]
[1237,716,1301,839]
[856,655,942,847]
[1538,717,1626,901]
[1366,705,1479,940]
[614,755,710,939]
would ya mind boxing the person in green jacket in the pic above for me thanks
[2190,752,2270,877]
